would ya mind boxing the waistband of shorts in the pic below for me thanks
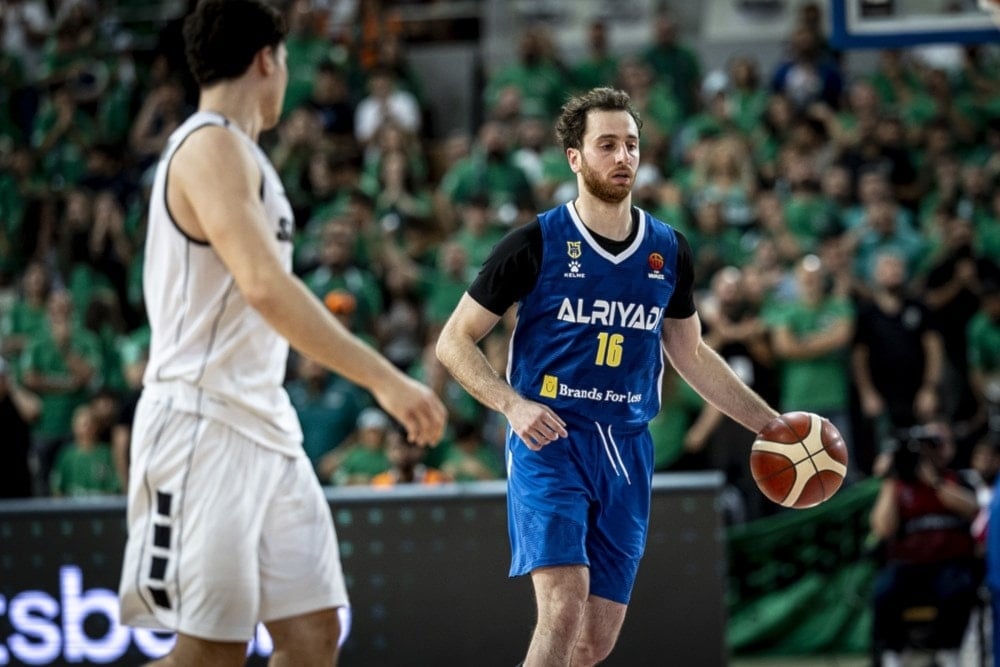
[559,412,649,436]
[141,381,304,454]
[141,381,261,429]
[142,380,211,408]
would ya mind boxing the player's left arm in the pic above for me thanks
[661,314,778,435]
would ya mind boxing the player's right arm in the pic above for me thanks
[168,126,446,446]
[435,294,567,450]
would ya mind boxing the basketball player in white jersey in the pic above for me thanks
[117,2,447,665]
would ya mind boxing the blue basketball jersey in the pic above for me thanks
[507,203,681,430]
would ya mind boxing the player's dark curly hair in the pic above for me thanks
[554,87,642,152]
[183,0,287,87]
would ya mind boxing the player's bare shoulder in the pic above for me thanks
[170,124,255,192]
[166,124,258,241]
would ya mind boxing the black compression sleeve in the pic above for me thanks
[664,230,697,319]
[467,221,543,315]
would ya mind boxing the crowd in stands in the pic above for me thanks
[0,1,998,526]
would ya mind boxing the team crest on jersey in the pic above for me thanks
[647,252,665,280]
[564,241,586,278]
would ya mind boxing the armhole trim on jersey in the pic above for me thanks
[162,122,222,248]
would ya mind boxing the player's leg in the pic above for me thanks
[525,565,590,667]
[119,402,269,662]
[570,596,627,667]
[265,608,341,667]
[571,426,652,664]
[259,455,349,664]
[142,634,247,667]
[506,431,591,666]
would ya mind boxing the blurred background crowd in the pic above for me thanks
[0,0,998,528]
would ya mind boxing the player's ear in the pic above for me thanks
[256,45,278,76]
[566,147,581,174]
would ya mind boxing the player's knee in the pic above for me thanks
[268,610,340,664]
[538,588,588,628]
[573,632,617,666]
[271,632,339,665]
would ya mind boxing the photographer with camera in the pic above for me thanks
[870,422,981,667]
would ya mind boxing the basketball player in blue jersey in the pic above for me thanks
[436,87,781,666]
[117,2,446,666]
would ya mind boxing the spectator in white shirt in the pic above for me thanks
[354,65,421,146]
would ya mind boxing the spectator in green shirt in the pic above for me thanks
[866,50,923,110]
[321,407,393,486]
[303,217,383,337]
[689,133,757,229]
[1,260,52,364]
[21,290,102,463]
[639,10,702,118]
[439,419,504,482]
[571,19,618,93]
[725,56,769,137]
[287,354,370,474]
[372,148,434,225]
[31,82,93,189]
[850,198,927,283]
[483,24,569,121]
[281,0,334,117]
[424,240,473,336]
[688,198,751,290]
[437,119,535,228]
[769,254,856,475]
[49,403,119,497]
[449,195,506,279]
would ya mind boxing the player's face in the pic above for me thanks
[574,110,639,204]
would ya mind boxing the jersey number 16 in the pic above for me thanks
[595,332,624,367]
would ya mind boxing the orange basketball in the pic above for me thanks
[750,412,848,509]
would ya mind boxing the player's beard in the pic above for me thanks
[579,155,632,203]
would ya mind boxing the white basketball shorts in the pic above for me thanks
[118,391,349,641]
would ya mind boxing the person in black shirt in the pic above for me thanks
[854,251,944,475]
[0,357,42,498]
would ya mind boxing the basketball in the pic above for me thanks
[750,412,849,509]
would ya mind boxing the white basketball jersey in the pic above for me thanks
[142,111,302,453]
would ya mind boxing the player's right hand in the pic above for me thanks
[375,376,447,447]
[507,399,568,451]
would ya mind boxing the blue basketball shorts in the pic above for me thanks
[506,421,654,604]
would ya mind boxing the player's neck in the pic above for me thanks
[573,194,633,241]
[198,85,264,141]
